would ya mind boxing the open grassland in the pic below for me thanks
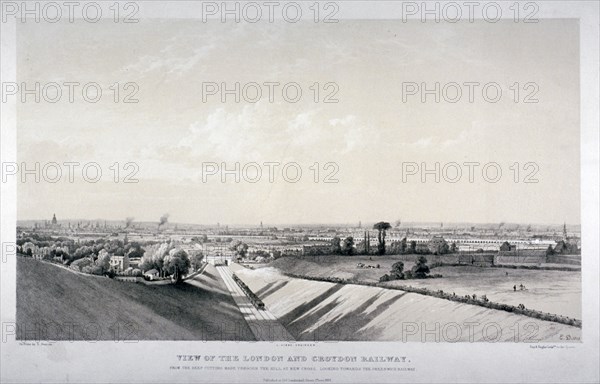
[267,255,416,283]
[17,258,254,340]
[383,265,581,319]
[233,264,581,342]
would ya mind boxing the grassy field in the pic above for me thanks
[384,265,581,319]
[266,256,581,319]
[16,257,255,340]
[267,255,416,283]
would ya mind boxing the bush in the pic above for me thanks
[411,256,430,278]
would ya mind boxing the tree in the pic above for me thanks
[409,240,417,254]
[450,242,457,253]
[330,236,342,254]
[340,237,355,255]
[355,240,367,255]
[390,261,405,280]
[230,241,248,260]
[140,242,173,274]
[546,245,554,256]
[163,249,191,283]
[373,222,392,255]
[96,249,111,273]
[190,251,204,270]
[411,256,430,278]
[127,246,144,259]
[191,235,208,244]
[73,245,93,261]
[400,237,407,254]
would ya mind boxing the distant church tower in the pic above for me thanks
[51,214,57,226]
[563,223,568,241]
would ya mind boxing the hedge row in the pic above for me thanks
[491,264,581,272]
[429,262,581,272]
[282,272,582,329]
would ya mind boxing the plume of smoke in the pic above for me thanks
[125,217,134,228]
[158,214,169,229]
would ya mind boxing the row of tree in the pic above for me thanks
[379,257,432,282]
[19,235,202,282]
[139,242,202,282]
[322,222,455,256]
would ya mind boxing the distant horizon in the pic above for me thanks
[16,217,580,229]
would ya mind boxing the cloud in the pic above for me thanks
[409,137,436,149]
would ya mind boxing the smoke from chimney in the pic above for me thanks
[125,217,134,228]
[158,214,169,229]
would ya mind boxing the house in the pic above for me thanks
[553,240,578,254]
[128,257,141,268]
[144,269,159,280]
[428,236,449,254]
[33,246,50,260]
[498,241,517,256]
[110,255,130,272]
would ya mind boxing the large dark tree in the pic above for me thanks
[230,241,248,260]
[340,237,355,255]
[412,256,431,278]
[400,237,408,254]
[164,249,191,283]
[373,222,392,255]
[330,236,342,254]
[390,261,405,280]
[410,240,417,254]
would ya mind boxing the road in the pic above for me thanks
[216,265,295,341]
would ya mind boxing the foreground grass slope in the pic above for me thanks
[233,264,581,342]
[268,256,581,318]
[17,258,254,340]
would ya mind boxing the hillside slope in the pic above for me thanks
[268,256,581,318]
[17,258,254,340]
[233,264,581,342]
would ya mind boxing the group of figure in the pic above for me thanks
[513,284,527,291]
[356,263,380,269]
[463,293,488,302]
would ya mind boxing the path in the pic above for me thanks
[216,265,295,341]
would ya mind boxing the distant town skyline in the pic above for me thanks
[16,215,580,229]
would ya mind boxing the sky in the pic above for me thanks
[16,19,580,225]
